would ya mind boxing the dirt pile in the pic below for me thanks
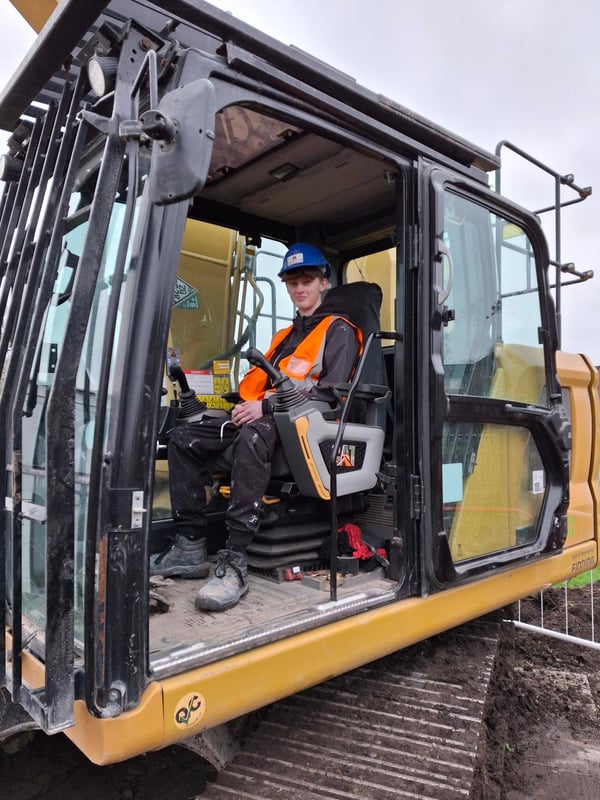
[475,587,600,799]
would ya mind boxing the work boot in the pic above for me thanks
[150,534,210,579]
[195,549,249,612]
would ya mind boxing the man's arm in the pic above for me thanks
[306,319,359,405]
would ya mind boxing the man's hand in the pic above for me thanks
[231,400,264,427]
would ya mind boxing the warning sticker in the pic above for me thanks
[213,360,231,375]
[173,277,200,309]
[184,369,214,394]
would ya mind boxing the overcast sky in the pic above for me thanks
[1,0,598,361]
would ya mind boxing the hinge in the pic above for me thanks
[131,491,146,529]
[410,474,422,519]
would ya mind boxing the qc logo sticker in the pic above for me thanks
[174,692,206,728]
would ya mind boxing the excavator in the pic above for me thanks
[0,0,597,791]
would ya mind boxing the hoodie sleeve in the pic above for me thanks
[305,318,359,404]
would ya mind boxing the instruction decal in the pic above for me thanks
[173,277,200,309]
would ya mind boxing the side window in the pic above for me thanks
[20,158,147,635]
[242,240,294,358]
[346,248,395,337]
[442,191,546,405]
[166,224,293,406]
[155,226,291,521]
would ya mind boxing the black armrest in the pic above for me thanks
[333,382,391,403]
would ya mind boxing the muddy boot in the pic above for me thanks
[150,534,210,579]
[195,549,249,612]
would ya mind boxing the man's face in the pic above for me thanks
[283,273,328,316]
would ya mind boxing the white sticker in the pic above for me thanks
[531,470,545,494]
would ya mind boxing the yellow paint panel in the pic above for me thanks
[65,686,165,765]
[346,249,395,340]
[9,0,59,32]
[557,350,600,545]
[493,342,545,403]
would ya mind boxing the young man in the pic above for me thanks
[151,243,360,611]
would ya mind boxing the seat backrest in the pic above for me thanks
[319,281,387,425]
[319,281,384,382]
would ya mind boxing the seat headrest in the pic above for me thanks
[320,282,382,337]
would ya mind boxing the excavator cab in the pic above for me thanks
[0,0,595,768]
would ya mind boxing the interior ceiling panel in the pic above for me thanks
[237,153,392,227]
[204,127,394,231]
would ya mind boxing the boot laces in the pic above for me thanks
[215,550,244,584]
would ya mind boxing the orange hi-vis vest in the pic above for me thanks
[239,315,362,401]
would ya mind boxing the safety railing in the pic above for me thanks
[509,570,600,652]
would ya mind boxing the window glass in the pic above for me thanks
[443,421,545,560]
[166,225,293,394]
[442,191,546,405]
[346,248,396,340]
[154,229,293,520]
[20,155,145,643]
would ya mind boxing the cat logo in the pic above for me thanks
[336,444,355,469]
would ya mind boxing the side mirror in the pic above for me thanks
[147,77,216,204]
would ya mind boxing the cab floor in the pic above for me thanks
[148,562,393,668]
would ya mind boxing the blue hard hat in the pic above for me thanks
[278,242,331,278]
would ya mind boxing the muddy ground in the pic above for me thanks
[474,586,600,799]
[1,587,599,799]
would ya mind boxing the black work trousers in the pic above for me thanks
[168,413,279,550]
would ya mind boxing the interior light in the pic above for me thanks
[87,56,119,97]
[269,163,300,182]
[7,119,33,152]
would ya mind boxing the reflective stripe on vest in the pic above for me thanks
[239,315,362,401]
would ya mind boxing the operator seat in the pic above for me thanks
[270,281,389,496]
[266,280,387,474]
[246,281,390,574]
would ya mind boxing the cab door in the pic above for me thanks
[419,164,571,590]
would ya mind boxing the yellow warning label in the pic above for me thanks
[213,376,230,395]
[213,360,231,374]
[197,395,234,410]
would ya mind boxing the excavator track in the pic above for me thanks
[202,617,500,799]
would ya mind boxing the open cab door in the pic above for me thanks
[419,161,572,590]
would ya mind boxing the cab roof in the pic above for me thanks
[0,0,499,173]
